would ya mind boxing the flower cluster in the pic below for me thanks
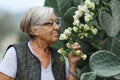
[73,0,97,38]
[58,0,98,61]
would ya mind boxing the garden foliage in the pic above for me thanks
[45,0,120,80]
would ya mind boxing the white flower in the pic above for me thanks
[85,0,95,10]
[75,10,83,17]
[75,50,82,56]
[77,5,82,10]
[82,54,87,60]
[85,0,92,8]
[59,34,68,40]
[91,28,98,35]
[68,27,72,31]
[57,48,66,55]
[64,29,71,36]
[78,9,84,17]
[73,19,80,26]
[84,13,93,22]
[73,26,78,33]
[90,12,95,17]
[91,2,95,10]
[66,42,72,49]
[73,15,78,20]
[81,5,89,13]
[75,10,80,16]
[91,25,94,29]
[84,24,90,31]
[79,26,82,29]
[79,24,84,28]
[80,35,84,39]
[91,26,98,35]
[79,24,84,29]
[84,33,88,37]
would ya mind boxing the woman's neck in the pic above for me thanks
[30,38,51,69]
[30,38,50,54]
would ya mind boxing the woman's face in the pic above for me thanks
[36,13,59,44]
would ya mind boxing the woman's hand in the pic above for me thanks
[68,42,81,67]
[67,43,82,80]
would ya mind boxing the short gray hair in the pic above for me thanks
[20,6,54,38]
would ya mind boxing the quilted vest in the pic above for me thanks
[8,41,66,80]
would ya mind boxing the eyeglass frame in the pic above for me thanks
[34,21,60,27]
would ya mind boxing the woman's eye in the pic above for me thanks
[56,21,59,25]
[43,22,53,26]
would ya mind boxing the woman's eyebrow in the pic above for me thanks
[51,17,58,21]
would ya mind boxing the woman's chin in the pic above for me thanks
[52,38,58,43]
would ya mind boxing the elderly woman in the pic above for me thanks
[0,6,81,80]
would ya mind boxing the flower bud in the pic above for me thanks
[91,28,98,35]
[59,34,68,40]
[80,35,84,39]
[75,50,82,56]
[73,19,80,26]
[84,24,90,31]
[75,10,83,17]
[82,5,89,13]
[91,2,95,10]
[64,29,71,36]
[84,33,88,37]
[57,48,66,55]
[68,27,72,31]
[73,26,78,33]
[84,13,93,22]
[73,15,78,20]
[82,54,87,60]
[78,5,82,10]
[66,42,72,49]
[85,0,95,10]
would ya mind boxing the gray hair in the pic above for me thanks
[20,6,54,38]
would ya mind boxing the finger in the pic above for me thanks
[73,45,81,50]
[68,52,74,58]
[72,43,81,49]
[72,43,79,47]
[74,42,79,46]
[68,52,81,61]
[68,52,79,58]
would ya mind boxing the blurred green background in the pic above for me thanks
[0,0,45,61]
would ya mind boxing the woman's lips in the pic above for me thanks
[53,32,58,37]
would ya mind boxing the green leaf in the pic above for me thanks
[72,0,84,7]
[63,7,77,24]
[114,73,120,79]
[44,0,60,16]
[80,72,96,80]
[44,0,72,17]
[59,18,69,31]
[91,0,100,5]
[99,0,120,37]
[111,33,120,57]
[88,19,102,30]
[56,0,72,16]
[102,37,113,50]
[89,50,120,77]
[100,0,111,5]
[110,0,120,17]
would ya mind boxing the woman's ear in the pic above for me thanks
[31,27,39,35]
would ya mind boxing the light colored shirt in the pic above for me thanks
[0,42,69,79]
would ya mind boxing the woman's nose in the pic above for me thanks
[53,22,60,29]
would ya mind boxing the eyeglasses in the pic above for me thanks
[40,21,60,27]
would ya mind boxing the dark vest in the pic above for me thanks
[8,41,66,80]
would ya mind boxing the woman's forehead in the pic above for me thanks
[50,13,57,21]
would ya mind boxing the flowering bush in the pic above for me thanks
[57,0,98,61]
